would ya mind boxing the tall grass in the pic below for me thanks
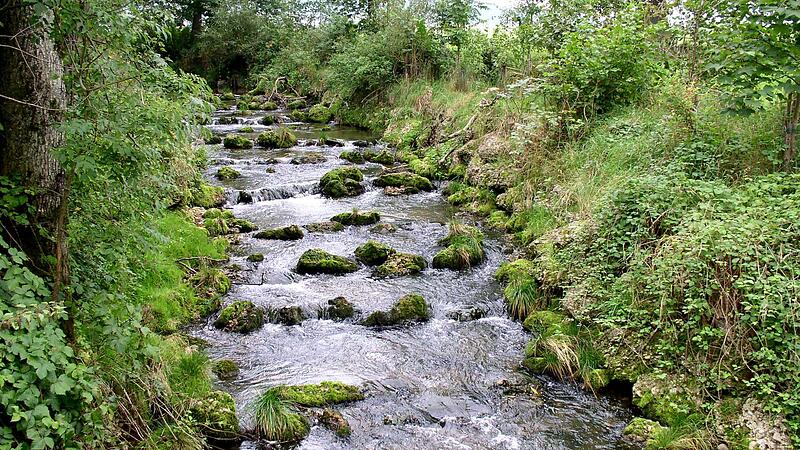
[249,389,309,442]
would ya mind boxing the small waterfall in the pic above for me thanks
[229,181,318,204]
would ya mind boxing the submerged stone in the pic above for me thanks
[354,240,396,266]
[446,306,488,322]
[273,306,305,326]
[290,152,326,164]
[296,249,358,275]
[247,253,264,262]
[363,293,430,327]
[370,223,397,234]
[373,253,426,278]
[320,408,351,438]
[237,190,253,204]
[253,224,304,240]
[214,301,265,333]
[330,210,380,226]
[304,221,345,233]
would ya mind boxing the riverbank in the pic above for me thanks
[319,78,797,449]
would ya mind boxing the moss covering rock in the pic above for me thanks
[362,293,430,327]
[212,359,240,380]
[373,253,426,278]
[296,249,358,275]
[319,167,364,198]
[214,301,265,333]
[373,171,433,193]
[253,224,304,240]
[239,126,254,133]
[363,150,395,165]
[290,152,326,164]
[304,221,344,233]
[190,390,240,444]
[339,151,365,164]
[259,115,275,125]
[215,166,240,180]
[261,101,278,111]
[286,99,306,109]
[276,382,364,407]
[247,253,264,262]
[354,240,396,265]
[321,297,355,320]
[205,135,222,145]
[307,103,333,123]
[623,417,666,447]
[331,210,380,226]
[432,223,485,270]
[190,183,225,208]
[370,223,396,234]
[223,134,253,149]
[257,127,297,148]
[273,306,305,326]
[249,390,309,443]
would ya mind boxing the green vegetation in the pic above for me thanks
[339,151,365,164]
[275,382,364,407]
[239,126,254,133]
[432,222,485,270]
[223,134,253,149]
[355,240,396,265]
[212,359,240,380]
[213,300,265,333]
[373,172,433,193]
[373,253,427,278]
[215,166,240,180]
[322,297,355,320]
[296,249,358,275]
[249,390,309,442]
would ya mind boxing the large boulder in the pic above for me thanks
[373,253,426,278]
[253,224,304,240]
[363,294,430,327]
[373,172,433,193]
[214,301,265,333]
[296,249,358,275]
[319,167,364,198]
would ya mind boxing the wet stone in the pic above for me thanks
[446,306,488,322]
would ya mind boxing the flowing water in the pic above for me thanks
[192,105,636,449]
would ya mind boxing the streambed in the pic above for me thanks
[192,105,636,449]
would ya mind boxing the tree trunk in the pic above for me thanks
[0,2,68,279]
[784,92,799,171]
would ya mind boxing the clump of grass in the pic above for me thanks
[503,277,542,320]
[432,222,485,270]
[249,389,309,442]
[648,414,712,450]
[168,351,211,398]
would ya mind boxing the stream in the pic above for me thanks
[192,103,636,449]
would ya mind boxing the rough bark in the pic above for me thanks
[0,1,68,276]
[784,92,799,171]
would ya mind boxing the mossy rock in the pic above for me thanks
[319,167,364,198]
[205,135,222,145]
[247,253,264,262]
[259,115,275,125]
[223,134,253,149]
[370,223,396,234]
[373,172,433,193]
[203,208,235,220]
[331,210,380,226]
[354,240,396,266]
[276,382,364,407]
[215,166,242,180]
[190,183,225,208]
[229,218,257,232]
[212,359,240,380]
[253,225,304,240]
[432,224,485,270]
[218,116,238,125]
[632,374,700,425]
[188,267,231,300]
[363,293,430,327]
[296,249,358,275]
[322,297,355,320]
[486,210,510,230]
[307,103,333,123]
[363,150,395,165]
[446,306,488,322]
[584,368,610,390]
[214,301,265,333]
[287,99,307,110]
[289,110,308,122]
[304,221,344,233]
[261,101,278,111]
[320,409,351,438]
[522,356,548,373]
[203,217,230,237]
[190,390,240,444]
[221,92,235,101]
[290,152,326,164]
[239,126,254,133]
[623,417,666,446]
[373,253,426,278]
[257,128,297,148]
[339,151,365,164]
